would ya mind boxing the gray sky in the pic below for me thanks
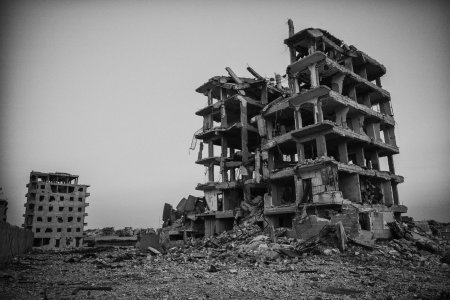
[1,0,449,229]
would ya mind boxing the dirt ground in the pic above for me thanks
[0,244,449,300]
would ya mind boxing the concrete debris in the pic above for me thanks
[1,218,449,299]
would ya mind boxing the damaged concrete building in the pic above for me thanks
[0,188,7,223]
[23,171,90,249]
[164,21,406,242]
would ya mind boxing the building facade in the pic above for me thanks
[23,171,89,249]
[164,21,406,240]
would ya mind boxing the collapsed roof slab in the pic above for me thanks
[284,28,386,80]
[195,94,264,120]
[287,52,390,105]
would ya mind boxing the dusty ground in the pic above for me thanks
[0,245,449,300]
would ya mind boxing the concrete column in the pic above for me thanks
[268,151,275,171]
[370,151,380,170]
[203,115,212,131]
[207,89,213,105]
[308,63,319,87]
[388,155,396,174]
[344,57,354,71]
[240,99,249,163]
[331,73,345,94]
[338,142,349,163]
[229,147,235,181]
[357,67,367,80]
[354,146,365,167]
[316,99,324,122]
[307,40,316,54]
[295,176,303,204]
[288,19,299,94]
[221,138,228,182]
[392,182,399,205]
[297,143,305,163]
[380,101,393,116]
[208,141,214,182]
[313,102,318,124]
[267,120,273,139]
[316,135,327,157]
[294,108,302,130]
[360,93,371,108]
[348,85,357,101]
[376,78,382,88]
[351,115,365,135]
[366,122,381,141]
[261,82,268,105]
[387,127,397,146]
[335,106,349,127]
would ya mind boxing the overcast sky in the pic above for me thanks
[1,0,449,229]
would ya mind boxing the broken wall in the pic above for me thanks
[0,223,33,267]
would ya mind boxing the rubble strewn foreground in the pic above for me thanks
[1,219,449,299]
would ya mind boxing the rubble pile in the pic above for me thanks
[1,219,449,299]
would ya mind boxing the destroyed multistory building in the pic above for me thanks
[0,188,7,223]
[23,171,90,249]
[163,21,406,241]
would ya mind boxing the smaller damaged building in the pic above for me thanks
[23,171,90,249]
[163,20,406,244]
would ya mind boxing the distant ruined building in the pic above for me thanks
[23,171,90,249]
[0,187,8,223]
[164,20,405,241]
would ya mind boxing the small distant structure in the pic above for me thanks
[0,187,8,223]
[22,171,90,249]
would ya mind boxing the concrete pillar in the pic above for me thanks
[295,176,303,204]
[331,73,345,94]
[351,115,365,135]
[208,141,214,182]
[348,85,357,101]
[357,67,367,79]
[207,89,213,105]
[338,142,349,163]
[344,57,354,71]
[308,63,319,87]
[294,108,302,130]
[307,40,316,54]
[316,135,327,157]
[387,127,397,146]
[360,93,371,107]
[261,82,268,105]
[366,122,381,141]
[255,150,261,183]
[380,101,393,116]
[297,143,305,163]
[388,155,396,174]
[335,106,349,127]
[354,146,365,167]
[370,151,380,170]
[240,99,249,163]
[392,182,399,205]
[267,120,273,139]
[221,138,228,182]
[316,99,324,123]
[376,78,382,88]
[268,151,275,171]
